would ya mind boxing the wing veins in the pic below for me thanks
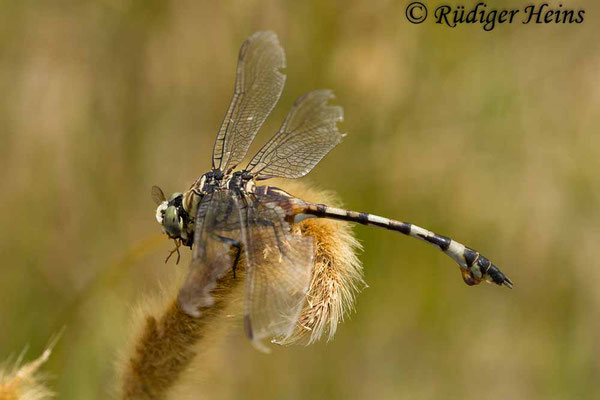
[212,32,286,171]
[245,89,343,179]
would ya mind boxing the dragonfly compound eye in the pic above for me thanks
[163,205,183,238]
[168,192,183,202]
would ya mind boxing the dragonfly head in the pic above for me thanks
[152,184,196,248]
[155,192,186,239]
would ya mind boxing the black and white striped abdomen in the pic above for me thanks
[304,203,512,288]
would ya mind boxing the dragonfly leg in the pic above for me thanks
[215,235,242,278]
[165,239,181,264]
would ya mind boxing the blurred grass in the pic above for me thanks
[1,0,599,399]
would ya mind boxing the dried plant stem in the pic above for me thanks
[120,271,242,400]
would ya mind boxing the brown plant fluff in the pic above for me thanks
[0,345,56,400]
[277,181,364,345]
[118,181,363,399]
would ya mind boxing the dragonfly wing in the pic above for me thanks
[177,189,314,350]
[242,194,314,349]
[151,185,166,205]
[178,190,242,317]
[212,31,286,172]
[245,89,343,179]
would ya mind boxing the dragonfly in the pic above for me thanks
[152,31,512,349]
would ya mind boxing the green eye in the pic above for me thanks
[163,206,182,237]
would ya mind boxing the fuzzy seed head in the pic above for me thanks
[277,182,365,345]
[0,346,56,400]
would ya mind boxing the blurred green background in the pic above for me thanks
[1,0,599,399]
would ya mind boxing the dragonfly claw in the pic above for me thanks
[461,257,513,289]
[484,262,513,288]
[502,277,514,289]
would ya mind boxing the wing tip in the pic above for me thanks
[244,30,286,69]
[245,314,274,353]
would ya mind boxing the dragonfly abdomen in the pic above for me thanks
[302,203,513,289]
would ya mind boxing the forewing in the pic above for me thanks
[178,190,242,317]
[242,195,314,348]
[245,89,343,179]
[212,31,286,172]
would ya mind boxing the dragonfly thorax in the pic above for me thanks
[194,169,226,193]
[226,170,255,194]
